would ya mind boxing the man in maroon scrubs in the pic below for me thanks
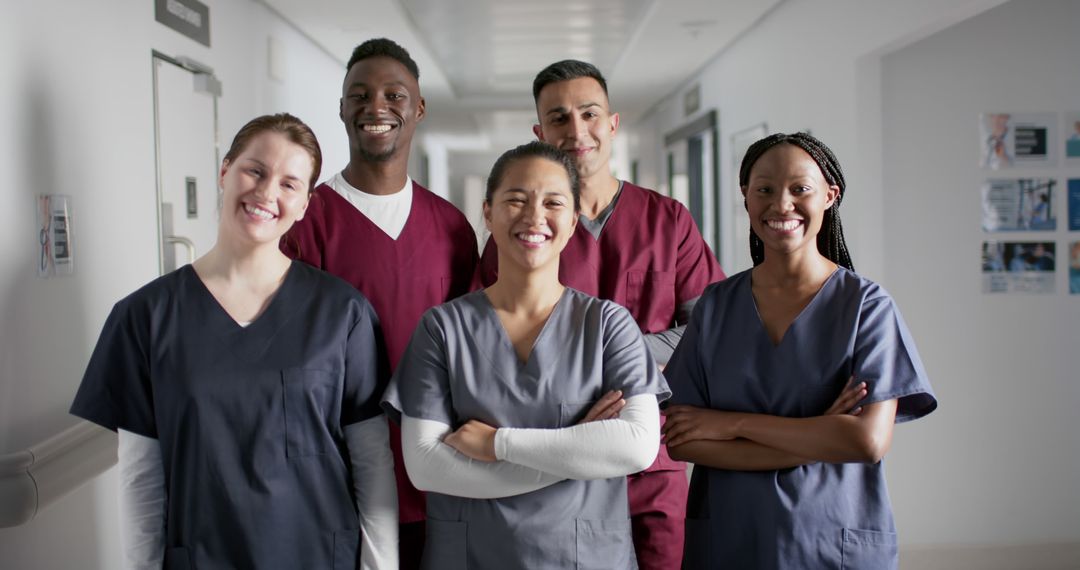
[478,60,725,570]
[284,38,478,570]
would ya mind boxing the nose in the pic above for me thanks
[252,177,275,201]
[568,114,588,139]
[523,198,546,225]
[775,190,795,212]
[368,94,389,115]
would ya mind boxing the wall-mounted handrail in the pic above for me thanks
[0,420,117,528]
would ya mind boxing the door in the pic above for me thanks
[152,52,221,274]
[663,111,720,256]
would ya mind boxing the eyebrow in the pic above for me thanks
[544,102,602,116]
[346,80,409,90]
[241,158,304,182]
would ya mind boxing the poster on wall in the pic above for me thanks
[979,112,1058,169]
[1065,112,1080,163]
[1070,241,1080,295]
[1069,179,1080,231]
[981,241,1055,294]
[981,178,1056,231]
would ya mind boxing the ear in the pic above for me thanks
[533,124,545,142]
[219,159,231,189]
[609,111,620,136]
[482,200,493,232]
[416,97,426,122]
[338,97,345,123]
[825,184,840,208]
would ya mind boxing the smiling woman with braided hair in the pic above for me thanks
[661,132,937,569]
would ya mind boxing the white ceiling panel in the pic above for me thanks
[261,0,783,142]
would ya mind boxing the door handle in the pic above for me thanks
[165,235,196,265]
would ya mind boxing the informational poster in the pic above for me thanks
[1070,241,1080,295]
[981,241,1055,293]
[1069,179,1080,231]
[1065,112,1080,162]
[981,178,1056,231]
[980,112,1058,169]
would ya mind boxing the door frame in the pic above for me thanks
[151,50,221,275]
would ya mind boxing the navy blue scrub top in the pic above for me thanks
[664,267,937,570]
[71,261,388,570]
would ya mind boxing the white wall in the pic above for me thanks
[632,0,1080,566]
[881,0,1080,550]
[0,1,348,567]
[632,0,1008,279]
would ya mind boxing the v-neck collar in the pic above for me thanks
[478,287,571,373]
[578,181,625,241]
[184,262,303,361]
[321,180,421,244]
[747,267,840,349]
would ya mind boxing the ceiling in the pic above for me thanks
[264,0,782,146]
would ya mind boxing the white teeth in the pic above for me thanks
[766,219,801,231]
[244,203,275,220]
[363,124,392,133]
[517,233,547,243]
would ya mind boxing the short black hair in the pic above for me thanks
[738,132,854,270]
[532,59,608,103]
[346,38,419,80]
[485,141,580,211]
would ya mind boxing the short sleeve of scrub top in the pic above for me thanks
[71,296,157,438]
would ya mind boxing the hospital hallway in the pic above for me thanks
[1,0,1078,568]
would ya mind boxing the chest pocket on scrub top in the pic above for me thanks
[625,270,676,325]
[281,367,338,459]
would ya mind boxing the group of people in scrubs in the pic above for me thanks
[71,36,937,570]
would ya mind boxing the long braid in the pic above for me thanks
[738,132,854,271]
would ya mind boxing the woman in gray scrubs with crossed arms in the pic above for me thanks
[382,141,669,569]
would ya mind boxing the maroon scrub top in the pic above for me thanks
[284,180,479,523]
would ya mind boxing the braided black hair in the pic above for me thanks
[738,132,854,270]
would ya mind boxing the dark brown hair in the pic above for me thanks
[485,141,580,211]
[532,59,608,104]
[223,113,322,191]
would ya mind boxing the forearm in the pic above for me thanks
[667,438,812,471]
[495,395,659,479]
[118,430,165,570]
[401,415,563,499]
[734,402,895,464]
[344,416,398,570]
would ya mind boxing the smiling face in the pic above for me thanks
[533,77,619,184]
[483,156,578,274]
[218,131,313,247]
[742,144,838,261]
[340,55,426,164]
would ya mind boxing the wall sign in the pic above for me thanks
[155,0,210,47]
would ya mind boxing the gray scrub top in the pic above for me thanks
[664,268,937,570]
[383,288,671,570]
